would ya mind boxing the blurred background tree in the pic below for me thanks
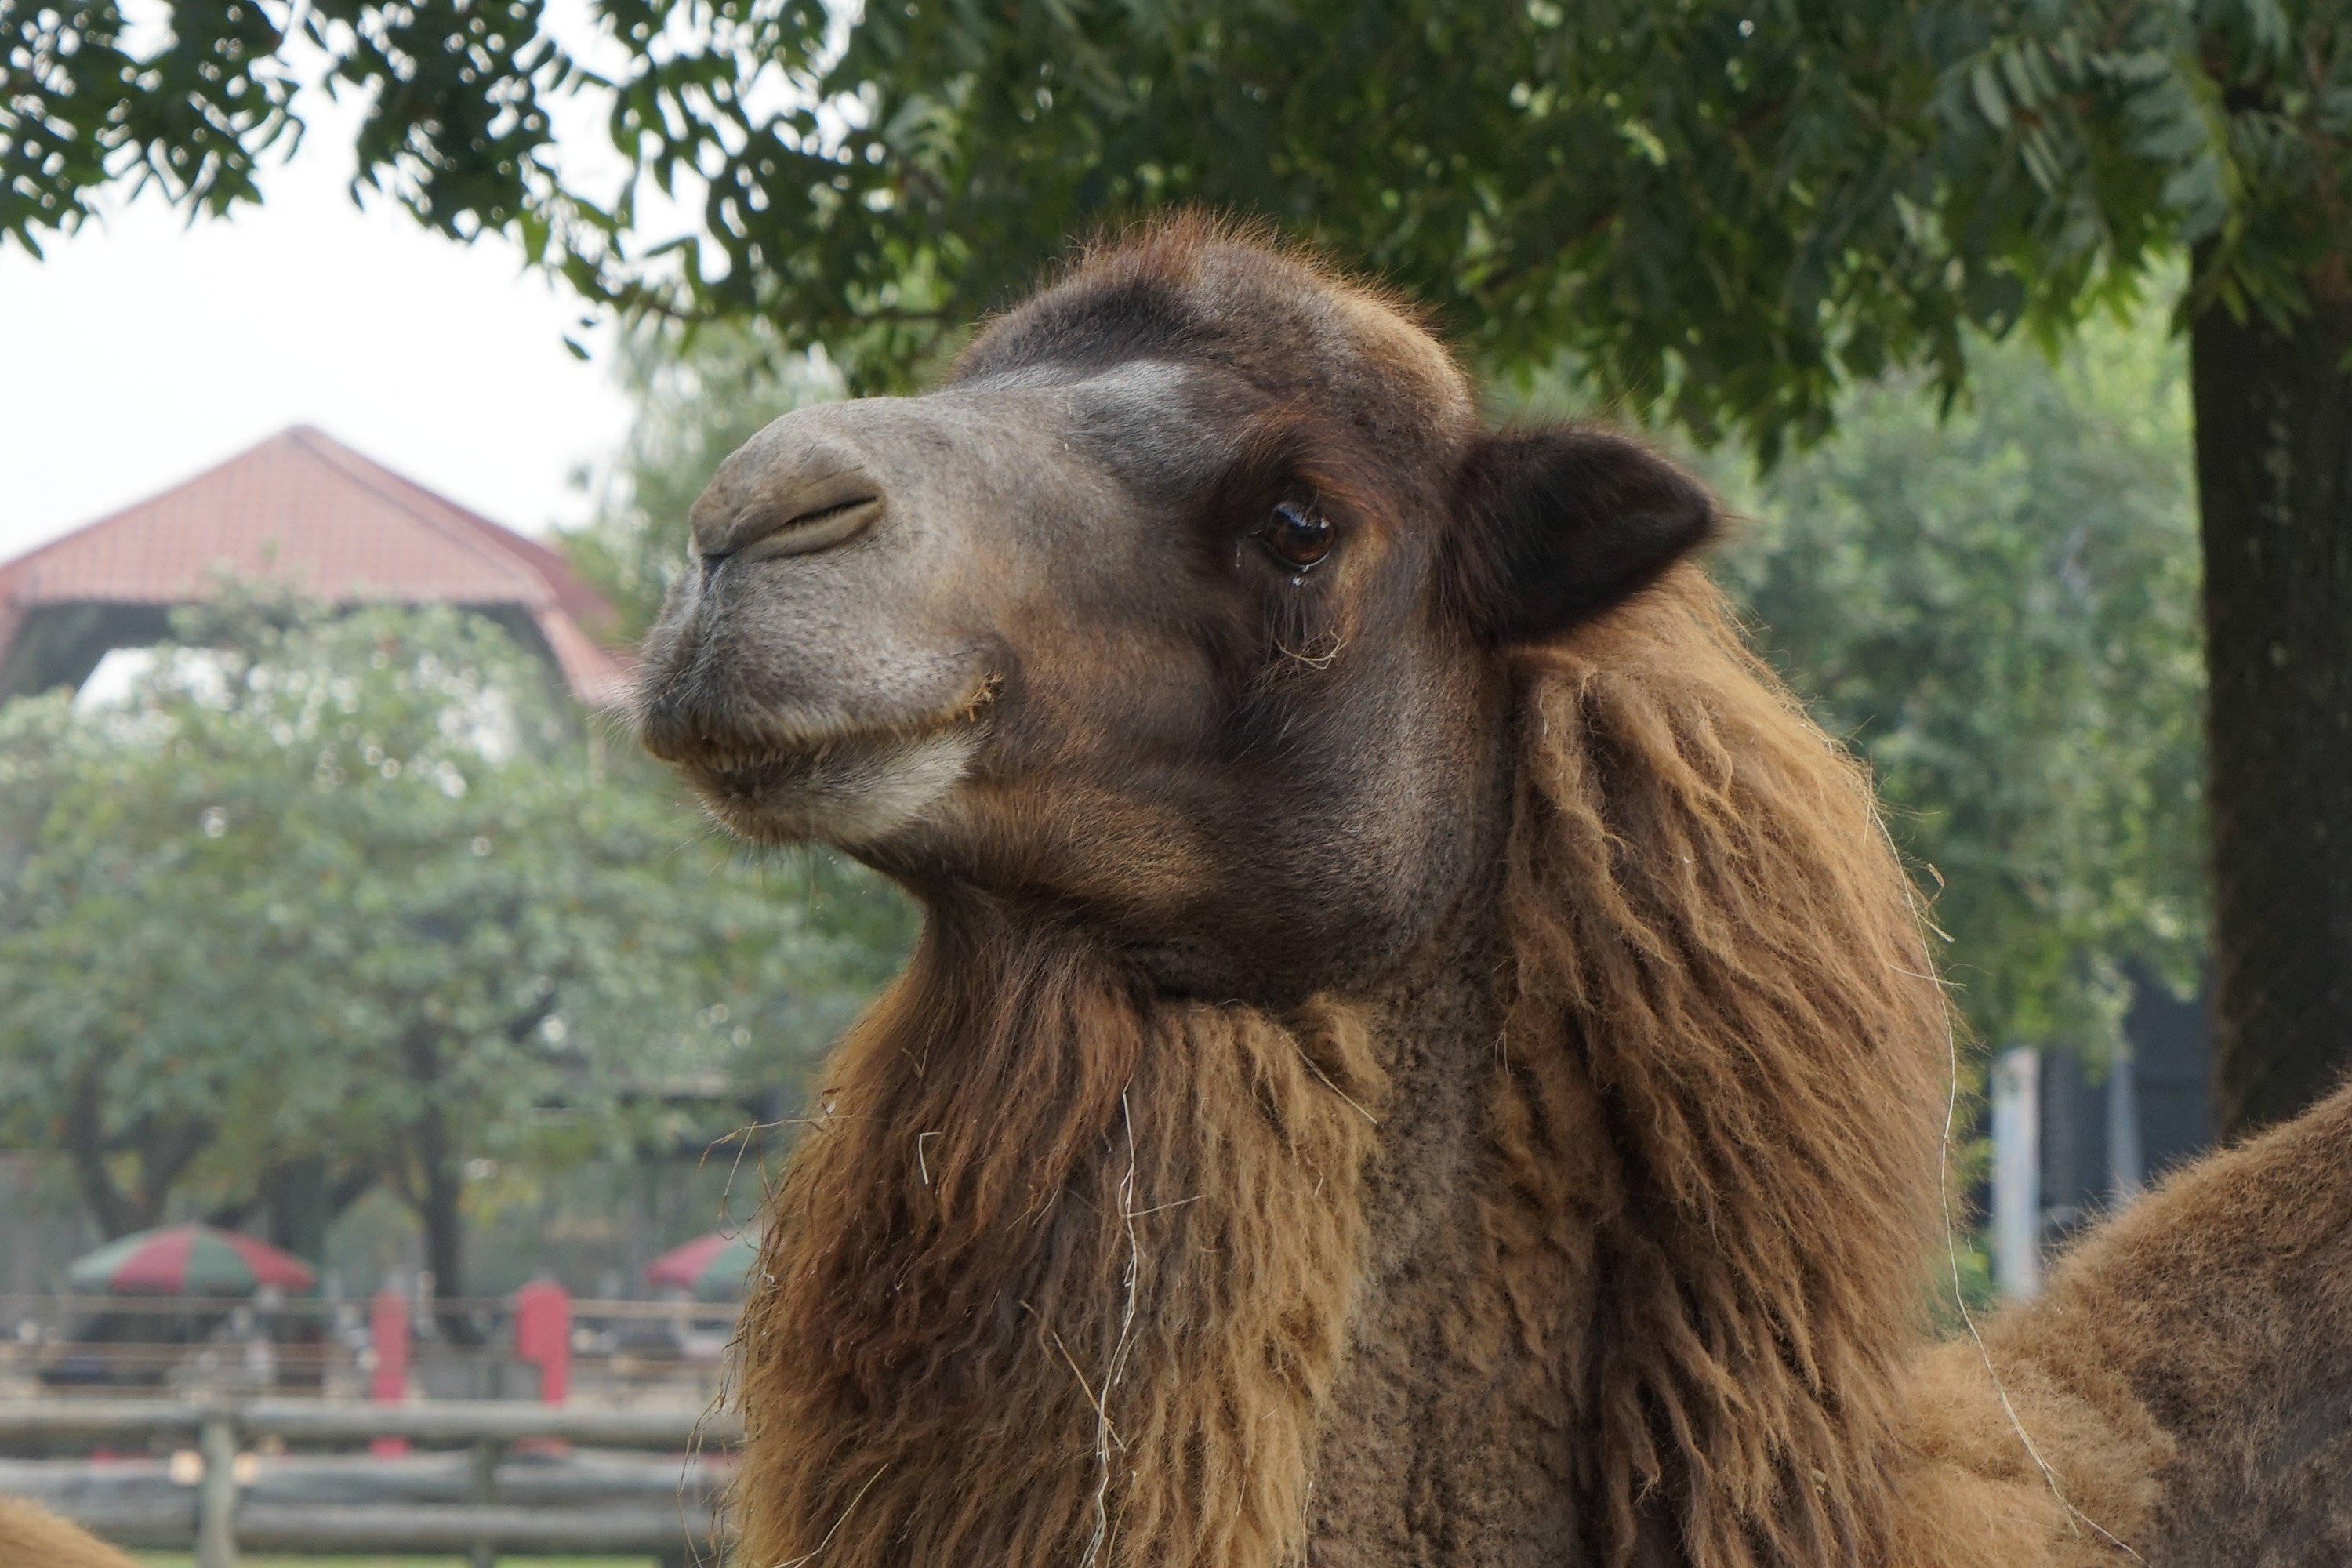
[1720,307,2205,1065]
[0,593,913,1314]
[8,0,2336,1131]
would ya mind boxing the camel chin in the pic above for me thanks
[683,724,982,846]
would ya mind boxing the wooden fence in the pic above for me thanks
[0,1293,739,1405]
[0,1398,742,1566]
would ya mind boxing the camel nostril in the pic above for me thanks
[693,448,889,567]
[749,495,884,561]
[701,495,884,572]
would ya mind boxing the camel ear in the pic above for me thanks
[1445,427,1717,644]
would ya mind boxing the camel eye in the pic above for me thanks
[1261,503,1334,568]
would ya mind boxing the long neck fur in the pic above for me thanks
[732,571,1947,1568]
[1483,573,1947,1566]
[731,910,1389,1568]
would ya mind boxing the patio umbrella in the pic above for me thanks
[644,1230,759,1299]
[67,1223,317,1295]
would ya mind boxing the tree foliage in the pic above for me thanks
[13,0,2348,1132]
[1718,307,2204,1059]
[8,1,2345,456]
[0,593,911,1286]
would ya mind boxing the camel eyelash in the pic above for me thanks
[1254,536,1345,679]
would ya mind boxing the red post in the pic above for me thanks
[368,1287,410,1457]
[513,1280,570,1404]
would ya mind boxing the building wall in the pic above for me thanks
[2038,968,2215,1248]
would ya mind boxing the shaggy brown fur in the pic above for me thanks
[649,221,2352,1567]
[1483,573,1947,1566]
[734,917,1388,1568]
[732,572,1960,1568]
[1923,1077,2352,1564]
[0,1496,140,1568]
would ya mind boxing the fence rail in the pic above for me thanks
[0,1292,739,1406]
[0,1397,739,1566]
[0,1396,739,1445]
[0,1294,743,1323]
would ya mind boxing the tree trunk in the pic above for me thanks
[64,1076,137,1240]
[398,1029,484,1344]
[418,1134,482,1344]
[2192,283,2352,1138]
[267,1156,332,1265]
[63,1070,215,1239]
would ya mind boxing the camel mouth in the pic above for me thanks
[670,678,1001,846]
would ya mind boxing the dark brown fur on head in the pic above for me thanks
[643,215,1717,1002]
[644,216,1951,1568]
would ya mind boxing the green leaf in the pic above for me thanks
[1973,58,2013,131]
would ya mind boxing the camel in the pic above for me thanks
[0,1497,140,1568]
[632,217,2352,1567]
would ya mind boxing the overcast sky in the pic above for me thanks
[0,97,639,564]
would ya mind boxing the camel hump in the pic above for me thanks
[0,1497,141,1568]
[1957,1080,2352,1562]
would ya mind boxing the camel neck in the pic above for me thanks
[1341,891,1513,1287]
[1301,888,1588,1565]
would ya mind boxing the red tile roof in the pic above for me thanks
[0,426,632,707]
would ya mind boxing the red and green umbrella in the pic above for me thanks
[644,1230,759,1299]
[68,1223,317,1296]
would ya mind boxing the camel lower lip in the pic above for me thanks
[686,727,946,795]
[690,746,836,789]
[688,742,878,804]
[681,723,985,845]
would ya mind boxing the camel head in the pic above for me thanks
[638,220,1715,1000]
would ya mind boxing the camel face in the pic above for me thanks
[641,226,1714,999]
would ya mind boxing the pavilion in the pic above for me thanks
[0,426,630,706]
